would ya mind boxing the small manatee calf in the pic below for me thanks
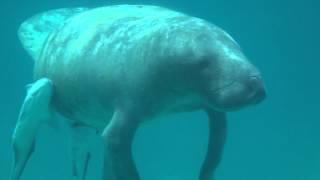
[11,4,266,180]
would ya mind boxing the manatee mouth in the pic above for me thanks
[210,80,237,95]
[207,79,249,111]
[208,75,266,111]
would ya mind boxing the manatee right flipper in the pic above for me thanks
[199,110,227,180]
[101,109,140,180]
[11,78,53,180]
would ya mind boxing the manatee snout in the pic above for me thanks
[203,48,266,111]
[237,62,266,106]
[247,75,266,104]
[211,66,266,111]
[196,28,266,111]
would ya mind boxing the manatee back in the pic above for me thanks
[18,5,187,61]
[18,8,88,60]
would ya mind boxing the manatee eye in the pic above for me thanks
[197,57,211,69]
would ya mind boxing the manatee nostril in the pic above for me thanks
[248,75,266,103]
[248,75,261,89]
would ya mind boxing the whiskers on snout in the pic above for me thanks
[247,75,266,104]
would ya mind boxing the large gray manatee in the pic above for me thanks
[11,4,266,180]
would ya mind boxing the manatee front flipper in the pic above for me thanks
[101,109,140,180]
[71,126,96,180]
[199,110,227,180]
[11,78,53,180]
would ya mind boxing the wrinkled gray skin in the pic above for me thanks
[11,5,266,180]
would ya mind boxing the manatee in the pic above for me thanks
[11,4,266,180]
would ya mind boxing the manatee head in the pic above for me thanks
[190,27,266,111]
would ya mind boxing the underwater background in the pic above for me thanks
[1,0,319,179]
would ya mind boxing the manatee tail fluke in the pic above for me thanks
[10,78,53,180]
[18,7,88,61]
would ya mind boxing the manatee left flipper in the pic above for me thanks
[11,78,53,180]
[102,109,140,180]
[199,110,227,180]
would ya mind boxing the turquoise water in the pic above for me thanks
[1,0,320,180]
